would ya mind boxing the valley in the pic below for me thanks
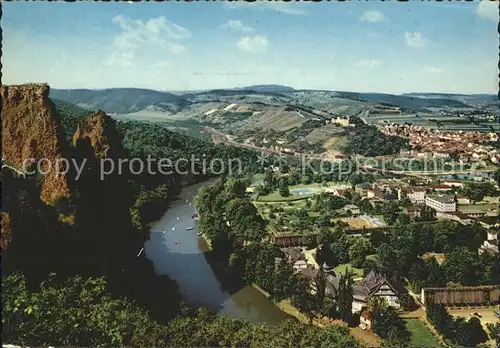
[3,1,500,347]
[50,86,499,159]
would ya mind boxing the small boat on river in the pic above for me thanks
[186,227,194,231]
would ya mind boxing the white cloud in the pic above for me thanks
[424,66,443,74]
[405,32,424,47]
[225,2,306,16]
[168,43,186,54]
[357,59,381,68]
[360,10,385,22]
[476,1,498,21]
[236,35,269,53]
[221,20,255,33]
[105,51,136,68]
[106,15,191,66]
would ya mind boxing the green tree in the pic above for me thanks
[442,247,481,286]
[454,316,488,347]
[426,302,454,338]
[487,322,500,347]
[278,178,290,197]
[314,267,327,311]
[376,243,397,278]
[348,237,372,268]
[2,272,167,347]
[370,297,410,345]
[317,213,332,227]
[336,270,353,322]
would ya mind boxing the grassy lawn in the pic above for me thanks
[334,264,364,278]
[404,319,440,347]
[255,200,310,207]
[256,192,314,202]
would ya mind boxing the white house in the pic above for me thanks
[455,195,471,205]
[478,231,499,256]
[398,187,426,204]
[293,260,308,271]
[340,204,361,216]
[359,310,373,330]
[443,181,464,189]
[425,194,456,212]
[351,271,405,313]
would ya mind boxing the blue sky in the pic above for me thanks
[2,1,498,94]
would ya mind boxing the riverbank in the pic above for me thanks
[145,179,291,324]
[251,283,383,346]
[200,232,212,250]
[251,284,327,327]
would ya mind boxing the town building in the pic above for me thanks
[425,194,456,212]
[436,211,473,225]
[398,187,426,204]
[329,188,350,198]
[294,260,308,271]
[331,116,354,128]
[455,195,471,205]
[404,205,436,220]
[366,189,375,199]
[443,181,465,189]
[430,185,455,192]
[339,204,361,216]
[478,231,499,256]
[369,198,385,210]
[351,270,406,313]
[359,310,373,330]
[476,216,500,230]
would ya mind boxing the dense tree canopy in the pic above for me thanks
[344,118,409,156]
[3,272,361,348]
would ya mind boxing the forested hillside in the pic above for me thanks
[2,91,364,348]
[343,117,410,156]
[50,88,190,114]
[3,271,360,348]
[2,90,361,347]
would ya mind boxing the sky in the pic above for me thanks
[2,1,499,94]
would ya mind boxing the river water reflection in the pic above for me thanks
[144,180,289,324]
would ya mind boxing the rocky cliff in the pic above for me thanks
[1,84,71,205]
[1,212,12,250]
[72,110,127,159]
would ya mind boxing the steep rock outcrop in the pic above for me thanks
[1,84,71,205]
[72,110,126,159]
[70,110,139,275]
[1,212,12,250]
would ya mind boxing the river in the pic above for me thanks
[144,180,290,324]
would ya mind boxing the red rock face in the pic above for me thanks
[1,212,12,250]
[72,109,126,159]
[1,84,71,205]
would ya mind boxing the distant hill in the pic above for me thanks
[332,91,472,110]
[240,84,296,94]
[50,88,191,114]
[402,93,498,108]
